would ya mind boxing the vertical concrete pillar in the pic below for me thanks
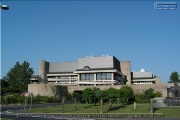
[112,73,114,86]
[94,73,96,86]
[77,74,80,86]
[39,60,49,84]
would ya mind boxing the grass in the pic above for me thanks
[21,103,180,118]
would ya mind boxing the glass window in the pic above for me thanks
[81,74,85,80]
[107,73,112,80]
[102,73,106,80]
[90,74,94,80]
[97,73,101,80]
[86,74,90,80]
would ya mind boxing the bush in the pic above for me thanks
[2,94,59,104]
[134,93,149,103]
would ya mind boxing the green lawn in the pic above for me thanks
[21,103,180,118]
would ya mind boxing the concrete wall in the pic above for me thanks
[28,84,68,99]
[120,61,131,85]
[39,60,49,84]
[28,84,168,98]
[155,77,161,84]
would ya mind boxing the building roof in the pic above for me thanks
[48,56,121,73]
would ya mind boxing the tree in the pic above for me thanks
[119,86,134,105]
[92,87,100,106]
[2,61,34,93]
[144,88,155,99]
[0,78,10,95]
[95,89,108,114]
[168,71,180,84]
[107,87,118,110]
[82,88,93,107]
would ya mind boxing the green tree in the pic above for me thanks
[107,87,118,110]
[168,71,180,84]
[72,92,82,102]
[144,88,155,100]
[82,88,93,107]
[95,89,108,113]
[119,86,134,105]
[0,78,10,95]
[154,91,162,97]
[2,61,34,93]
[92,87,100,106]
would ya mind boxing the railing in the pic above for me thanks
[48,80,117,86]
[48,77,78,81]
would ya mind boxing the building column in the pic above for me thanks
[77,74,80,86]
[111,73,114,86]
[94,73,96,86]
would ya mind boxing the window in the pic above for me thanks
[90,74,94,80]
[107,73,112,80]
[86,74,90,80]
[102,73,106,80]
[81,74,85,80]
[80,73,94,80]
[97,73,101,80]
[96,73,112,80]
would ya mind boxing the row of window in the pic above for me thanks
[80,73,112,80]
[80,74,94,80]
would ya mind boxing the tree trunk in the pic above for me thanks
[109,100,112,110]
[61,98,64,113]
[150,98,153,113]
[100,98,103,114]
[74,98,76,110]
[86,100,88,108]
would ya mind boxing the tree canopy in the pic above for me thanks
[169,71,180,83]
[119,86,134,104]
[1,61,34,94]
[82,88,93,107]
[144,88,155,99]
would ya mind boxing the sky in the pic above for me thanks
[1,0,180,83]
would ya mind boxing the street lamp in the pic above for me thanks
[1,5,9,10]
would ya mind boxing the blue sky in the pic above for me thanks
[1,0,180,83]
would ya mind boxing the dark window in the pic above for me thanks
[97,73,101,80]
[102,73,106,80]
[96,73,112,80]
[81,74,85,80]
[80,73,94,80]
[90,74,94,80]
[86,74,90,80]
[107,73,112,80]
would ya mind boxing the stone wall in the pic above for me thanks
[28,84,68,99]
[29,84,167,98]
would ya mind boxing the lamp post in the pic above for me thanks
[24,92,29,110]
[1,5,9,10]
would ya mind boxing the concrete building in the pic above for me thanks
[131,68,161,85]
[31,56,130,86]
[29,55,167,98]
[30,55,160,86]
